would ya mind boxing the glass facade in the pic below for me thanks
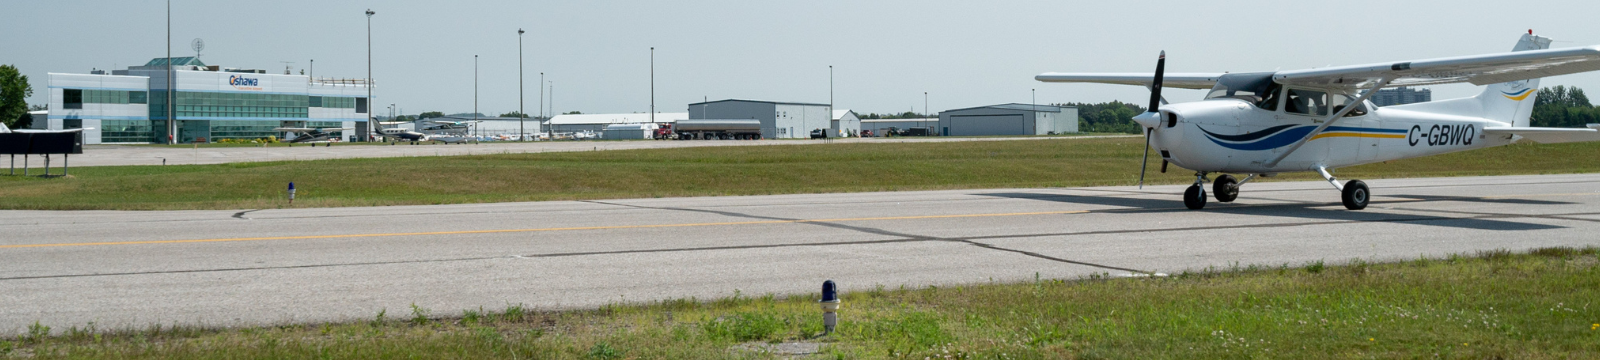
[62,89,147,109]
[150,91,310,119]
[309,96,357,108]
[209,120,281,141]
[102,120,154,143]
[137,91,364,143]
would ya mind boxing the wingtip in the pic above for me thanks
[1159,50,1166,58]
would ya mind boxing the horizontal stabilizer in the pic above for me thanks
[1483,126,1600,144]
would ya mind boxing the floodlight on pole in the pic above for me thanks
[519,28,526,141]
[366,8,375,142]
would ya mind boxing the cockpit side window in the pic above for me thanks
[1331,93,1369,117]
[1286,89,1328,116]
[1256,83,1282,111]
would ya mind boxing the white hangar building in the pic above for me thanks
[688,99,833,139]
[937,103,1077,136]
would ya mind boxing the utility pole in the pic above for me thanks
[366,9,375,142]
[518,28,526,141]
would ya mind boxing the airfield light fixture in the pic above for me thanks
[287,182,296,204]
[819,280,840,335]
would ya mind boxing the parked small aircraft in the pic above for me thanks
[273,126,350,144]
[1038,31,1600,210]
[372,121,431,143]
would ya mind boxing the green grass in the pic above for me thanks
[4,248,1597,359]
[4,138,1599,210]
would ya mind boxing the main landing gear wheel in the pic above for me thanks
[1342,180,1370,210]
[1184,185,1207,210]
[1213,174,1239,203]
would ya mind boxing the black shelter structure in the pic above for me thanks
[1,131,85,177]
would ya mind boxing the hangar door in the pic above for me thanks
[948,114,1024,136]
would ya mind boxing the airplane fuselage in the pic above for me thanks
[1152,99,1511,175]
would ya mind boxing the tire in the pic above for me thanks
[1184,185,1207,210]
[1342,180,1370,210]
[1213,174,1239,203]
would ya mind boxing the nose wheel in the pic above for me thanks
[1184,184,1207,210]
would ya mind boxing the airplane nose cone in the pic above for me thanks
[1132,111,1161,129]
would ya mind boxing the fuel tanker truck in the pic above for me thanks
[665,119,764,140]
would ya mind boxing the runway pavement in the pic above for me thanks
[45,135,1136,167]
[2,173,1598,334]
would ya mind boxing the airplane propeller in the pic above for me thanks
[1136,51,1165,189]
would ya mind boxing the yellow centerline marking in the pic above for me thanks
[0,210,1090,249]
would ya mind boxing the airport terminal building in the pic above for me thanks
[43,57,371,144]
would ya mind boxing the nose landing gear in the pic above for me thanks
[1184,172,1209,210]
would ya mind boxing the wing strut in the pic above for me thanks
[1264,76,1395,168]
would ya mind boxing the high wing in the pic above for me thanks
[1,123,93,134]
[1034,72,1225,89]
[1483,124,1600,144]
[273,127,316,133]
[1274,45,1600,90]
[314,127,353,132]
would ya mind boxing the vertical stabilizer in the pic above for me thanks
[1480,32,1554,127]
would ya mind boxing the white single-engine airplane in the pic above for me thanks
[1038,31,1600,210]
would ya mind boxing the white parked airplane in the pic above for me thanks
[1038,31,1600,210]
[372,121,432,143]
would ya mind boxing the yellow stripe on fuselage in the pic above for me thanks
[1504,92,1533,101]
[1309,132,1407,141]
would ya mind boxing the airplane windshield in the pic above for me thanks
[1204,73,1277,109]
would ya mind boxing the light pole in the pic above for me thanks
[474,54,479,138]
[539,72,545,118]
[924,92,928,118]
[365,8,375,142]
[309,59,313,79]
[829,65,833,136]
[650,47,655,124]
[518,28,526,141]
[166,0,175,144]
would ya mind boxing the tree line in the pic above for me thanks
[1531,86,1599,128]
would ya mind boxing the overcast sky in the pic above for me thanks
[5,1,1600,116]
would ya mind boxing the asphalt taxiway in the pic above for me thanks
[50,135,1137,167]
[2,173,1597,334]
